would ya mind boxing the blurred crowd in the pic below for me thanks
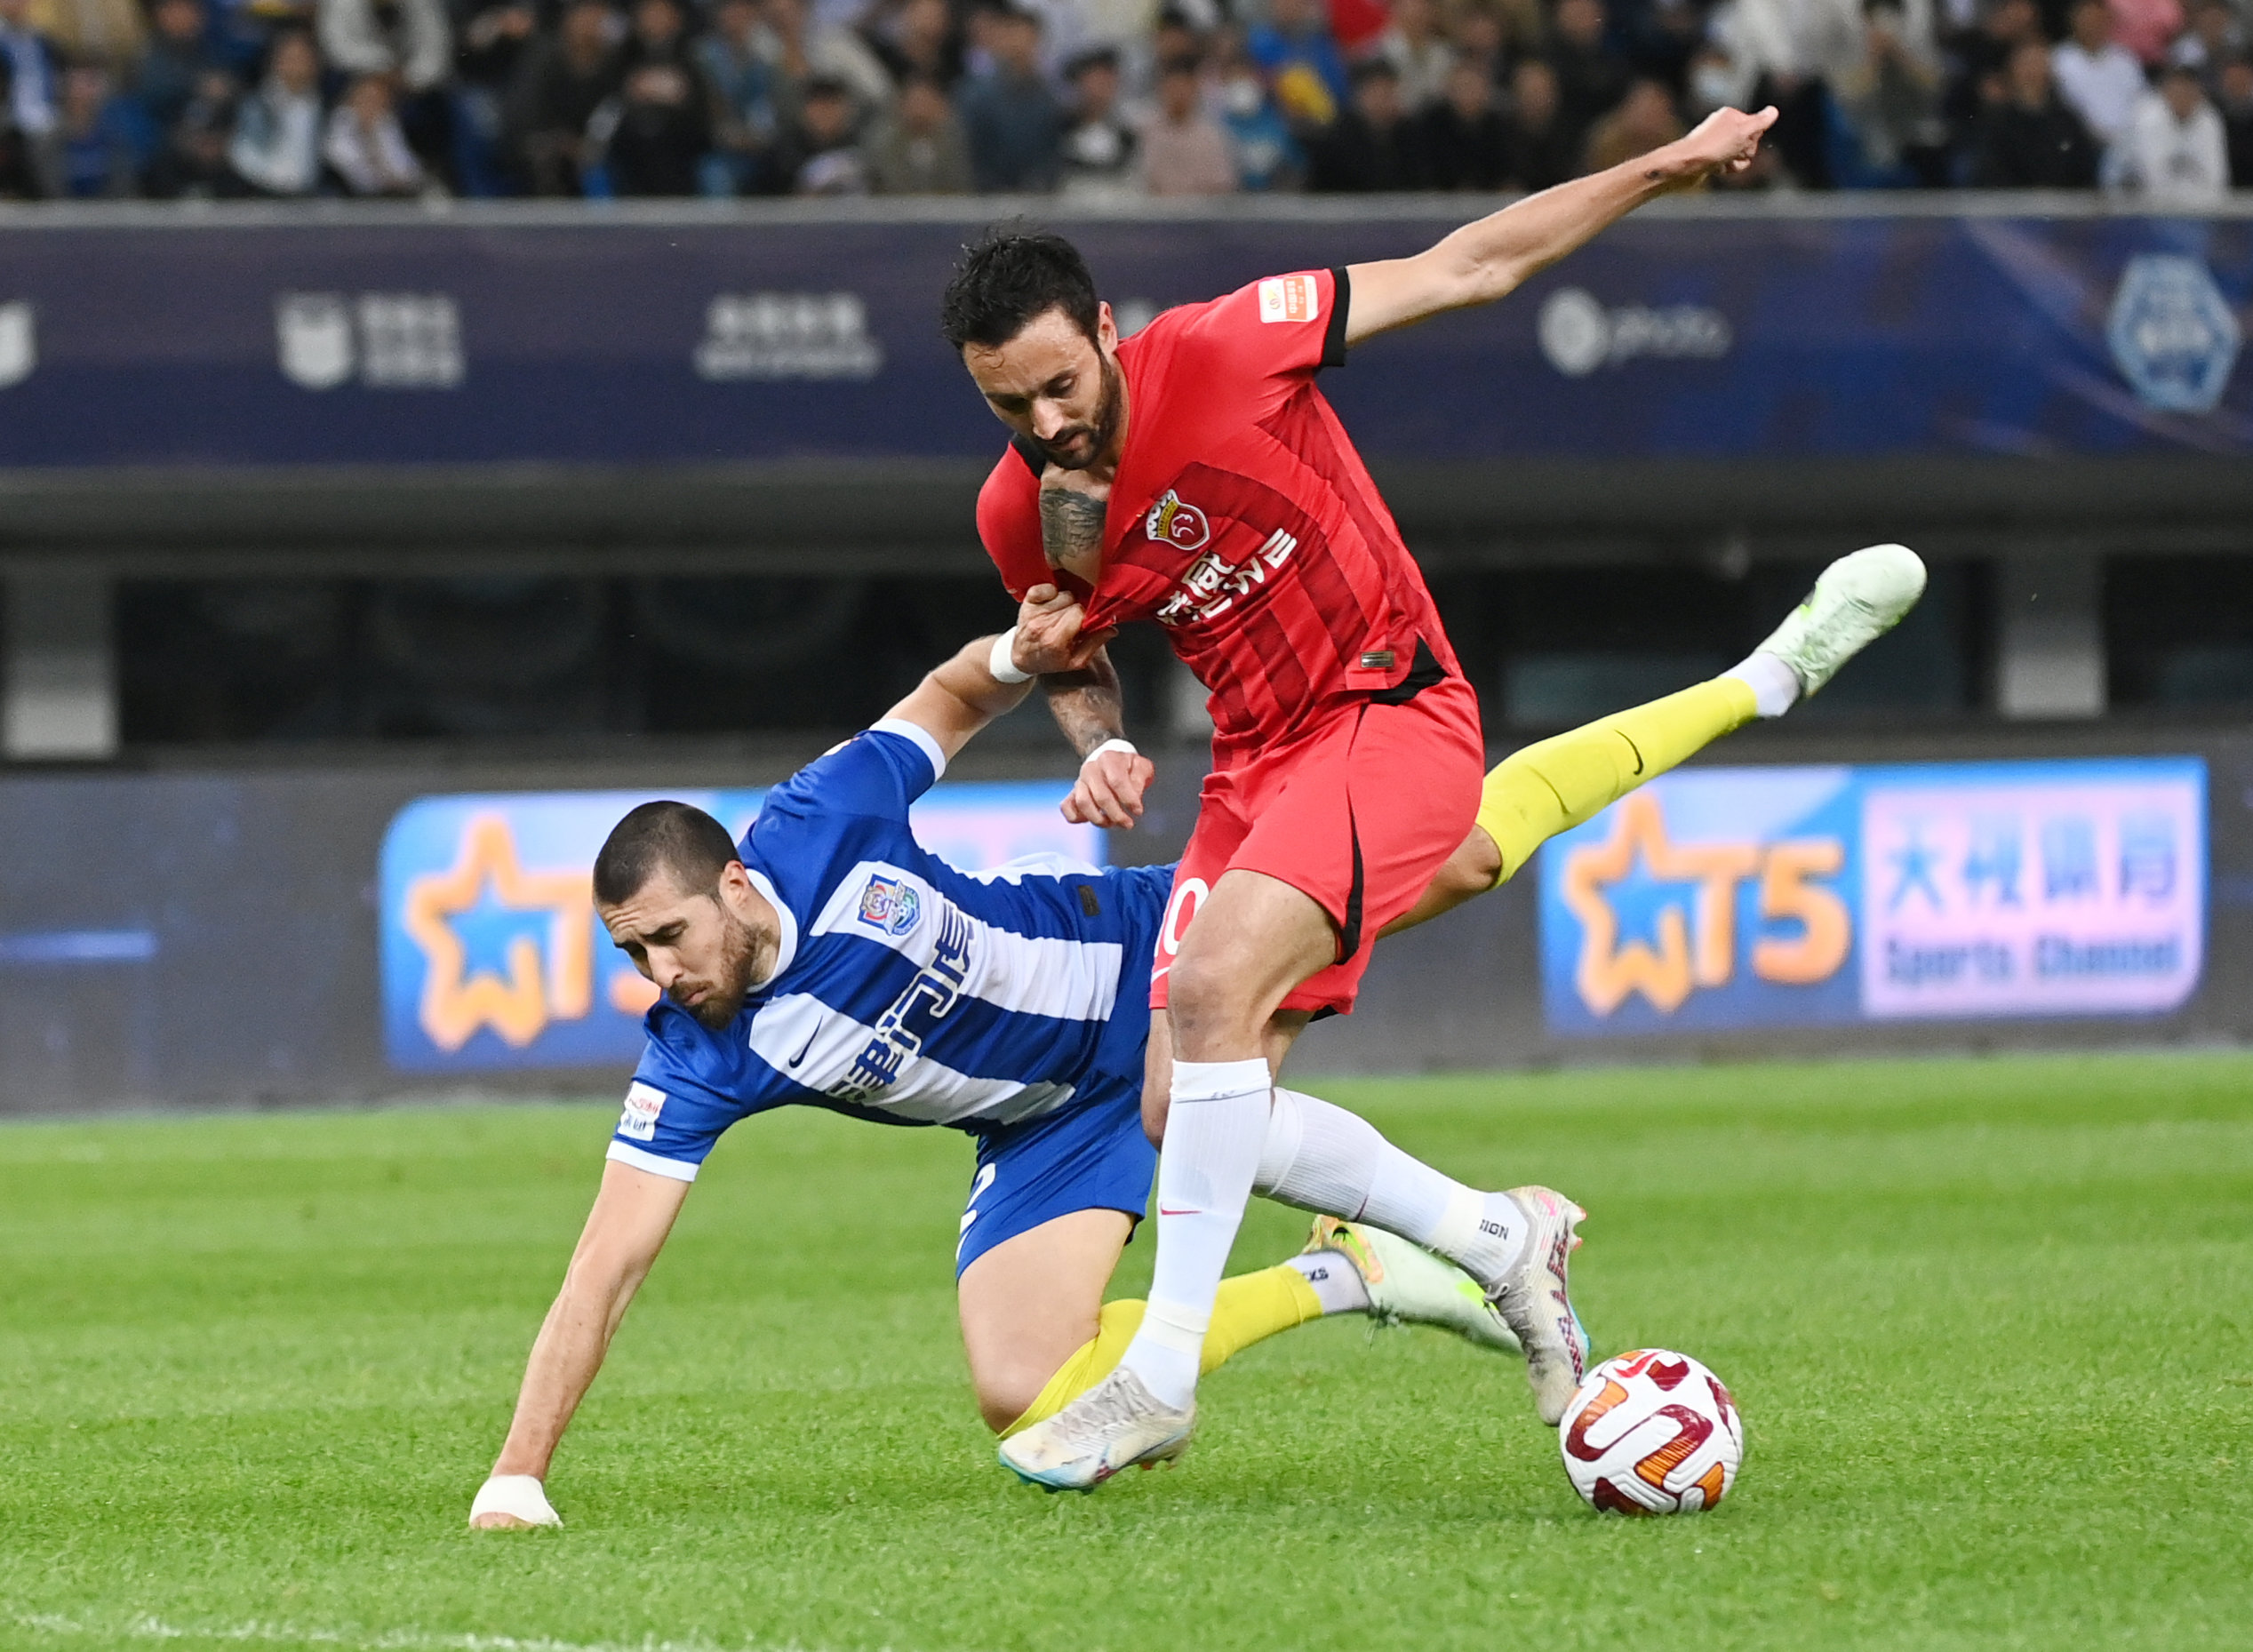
[2,0,2249,199]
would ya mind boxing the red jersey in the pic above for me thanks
[976,267,1463,768]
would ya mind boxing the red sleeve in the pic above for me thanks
[1169,267,1352,387]
[975,445,1051,603]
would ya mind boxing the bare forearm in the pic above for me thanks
[1043,649,1127,759]
[1420,164,1670,318]
[491,1261,644,1480]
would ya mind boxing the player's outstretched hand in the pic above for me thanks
[1015,583,1117,675]
[1062,744,1154,831]
[1652,105,1778,190]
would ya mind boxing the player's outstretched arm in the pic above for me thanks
[878,633,1038,764]
[469,1161,690,1528]
[1342,105,1778,346]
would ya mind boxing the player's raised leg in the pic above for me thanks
[1389,542,1930,932]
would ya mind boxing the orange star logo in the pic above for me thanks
[1560,794,1760,1015]
[401,814,594,1050]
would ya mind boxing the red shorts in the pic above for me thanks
[1149,674,1484,1017]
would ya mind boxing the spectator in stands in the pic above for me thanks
[2108,57,2230,196]
[1618,0,1707,96]
[146,64,236,192]
[1059,44,1135,194]
[1138,52,1233,191]
[2052,0,2146,148]
[55,62,136,193]
[228,28,324,194]
[775,69,862,188]
[621,0,691,75]
[30,0,144,81]
[596,54,713,192]
[1583,72,1683,170]
[1502,56,1578,189]
[317,0,452,178]
[2169,0,2243,85]
[1943,0,2041,156]
[1829,0,1947,184]
[324,69,423,190]
[1306,58,1428,189]
[863,68,971,188]
[868,0,962,91]
[0,0,62,195]
[1972,37,2100,183]
[698,0,780,192]
[2107,0,2184,66]
[1545,0,1630,158]
[504,0,620,194]
[759,0,894,124]
[1418,55,1511,188]
[1245,0,1347,130]
[956,4,1063,188]
[1378,0,1453,114]
[453,0,538,192]
[1210,24,1300,188]
[1447,3,1510,84]
[134,0,216,133]
[2219,52,2253,184]
[0,56,37,195]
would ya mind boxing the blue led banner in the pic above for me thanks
[377,780,1102,1073]
[0,210,2247,468]
[1538,757,2207,1036]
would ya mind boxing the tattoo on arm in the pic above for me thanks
[1042,648,1126,760]
[1038,488,1107,573]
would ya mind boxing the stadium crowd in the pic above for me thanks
[1,0,2249,197]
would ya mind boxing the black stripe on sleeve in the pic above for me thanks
[1010,435,1045,477]
[1320,267,1352,371]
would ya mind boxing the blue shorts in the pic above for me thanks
[955,1076,1155,1276]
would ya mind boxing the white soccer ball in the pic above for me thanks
[1558,1349,1745,1515]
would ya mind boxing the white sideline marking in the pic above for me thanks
[15,1614,858,1652]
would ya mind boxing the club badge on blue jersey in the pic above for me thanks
[857,874,922,937]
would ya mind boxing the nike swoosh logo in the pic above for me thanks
[787,1024,821,1068]
[1157,1205,1202,1217]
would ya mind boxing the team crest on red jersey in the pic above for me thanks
[1145,490,1211,552]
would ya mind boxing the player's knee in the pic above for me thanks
[971,1363,1048,1434]
[1162,948,1258,1046]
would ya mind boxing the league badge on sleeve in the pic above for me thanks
[1258,274,1319,323]
[619,1081,667,1141]
[858,874,923,937]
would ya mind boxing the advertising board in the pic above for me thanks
[1538,758,2206,1036]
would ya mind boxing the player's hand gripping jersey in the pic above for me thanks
[609,719,1173,1272]
[976,271,1485,1015]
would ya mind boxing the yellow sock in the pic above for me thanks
[1000,1265,1324,1438]
[1474,678,1756,888]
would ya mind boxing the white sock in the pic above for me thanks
[1121,1057,1272,1410]
[1286,1249,1371,1314]
[1256,1088,1530,1286]
[1725,650,1802,718]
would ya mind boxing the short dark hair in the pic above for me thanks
[939,225,1101,352]
[593,801,741,907]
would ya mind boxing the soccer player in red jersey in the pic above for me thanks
[947,106,1782,1488]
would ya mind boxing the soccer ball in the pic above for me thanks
[1558,1349,1744,1515]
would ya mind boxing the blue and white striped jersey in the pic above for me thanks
[607,720,1170,1181]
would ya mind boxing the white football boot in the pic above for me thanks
[996,1367,1194,1492]
[1754,543,1927,698]
[1301,1216,1521,1354]
[1484,1186,1593,1426]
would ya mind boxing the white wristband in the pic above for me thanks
[988,628,1034,685]
[1083,738,1138,766]
[469,1474,561,1528]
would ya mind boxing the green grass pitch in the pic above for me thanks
[4,1051,2251,1652]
